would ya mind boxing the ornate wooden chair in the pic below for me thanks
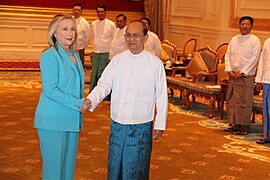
[169,46,218,100]
[185,46,219,117]
[167,46,222,118]
[177,38,197,66]
[161,39,177,62]
[193,46,219,84]
[216,43,229,63]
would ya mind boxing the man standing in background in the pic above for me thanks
[141,17,162,58]
[72,2,90,67]
[224,16,261,135]
[90,4,115,92]
[109,14,128,60]
[255,37,270,144]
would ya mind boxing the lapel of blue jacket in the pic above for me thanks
[57,43,85,92]
[74,53,85,91]
[57,43,77,71]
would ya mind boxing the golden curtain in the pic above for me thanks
[144,0,164,40]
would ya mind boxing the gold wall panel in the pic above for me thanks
[0,26,28,46]
[171,0,203,18]
[32,27,48,47]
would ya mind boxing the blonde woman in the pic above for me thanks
[34,14,86,179]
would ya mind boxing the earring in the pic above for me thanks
[54,34,57,38]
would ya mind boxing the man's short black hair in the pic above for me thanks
[73,2,83,10]
[239,16,254,25]
[116,14,127,21]
[96,4,106,12]
[140,17,151,26]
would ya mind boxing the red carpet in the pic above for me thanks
[0,61,40,71]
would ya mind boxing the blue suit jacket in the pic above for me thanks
[34,43,85,132]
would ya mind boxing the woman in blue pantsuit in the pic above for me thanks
[34,14,86,179]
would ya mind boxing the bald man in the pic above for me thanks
[83,20,168,179]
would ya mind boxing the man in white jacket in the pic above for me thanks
[89,4,115,92]
[141,17,162,58]
[109,14,128,60]
[72,3,90,67]
[82,20,168,179]
[255,38,270,144]
[224,16,261,135]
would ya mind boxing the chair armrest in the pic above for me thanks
[220,78,229,84]
[171,67,186,77]
[193,71,218,84]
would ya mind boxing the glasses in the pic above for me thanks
[124,33,144,39]
[240,23,251,27]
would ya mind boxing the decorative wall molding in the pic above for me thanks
[165,0,270,51]
[0,25,28,47]
[169,25,222,50]
[0,0,144,12]
[206,0,218,20]
[0,5,144,60]
[171,0,203,18]
[229,0,270,31]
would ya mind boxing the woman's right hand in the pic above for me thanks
[77,98,92,113]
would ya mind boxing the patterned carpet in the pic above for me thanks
[1,72,270,180]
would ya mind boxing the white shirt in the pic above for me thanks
[109,26,128,59]
[144,31,162,58]
[73,16,90,50]
[87,50,168,130]
[256,38,270,83]
[225,33,261,76]
[91,18,116,53]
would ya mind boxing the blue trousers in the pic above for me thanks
[263,84,270,138]
[37,129,79,180]
[107,120,153,180]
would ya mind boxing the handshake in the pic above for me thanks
[78,98,92,113]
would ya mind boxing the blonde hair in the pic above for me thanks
[47,14,77,52]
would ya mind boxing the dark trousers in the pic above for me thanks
[78,49,85,68]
